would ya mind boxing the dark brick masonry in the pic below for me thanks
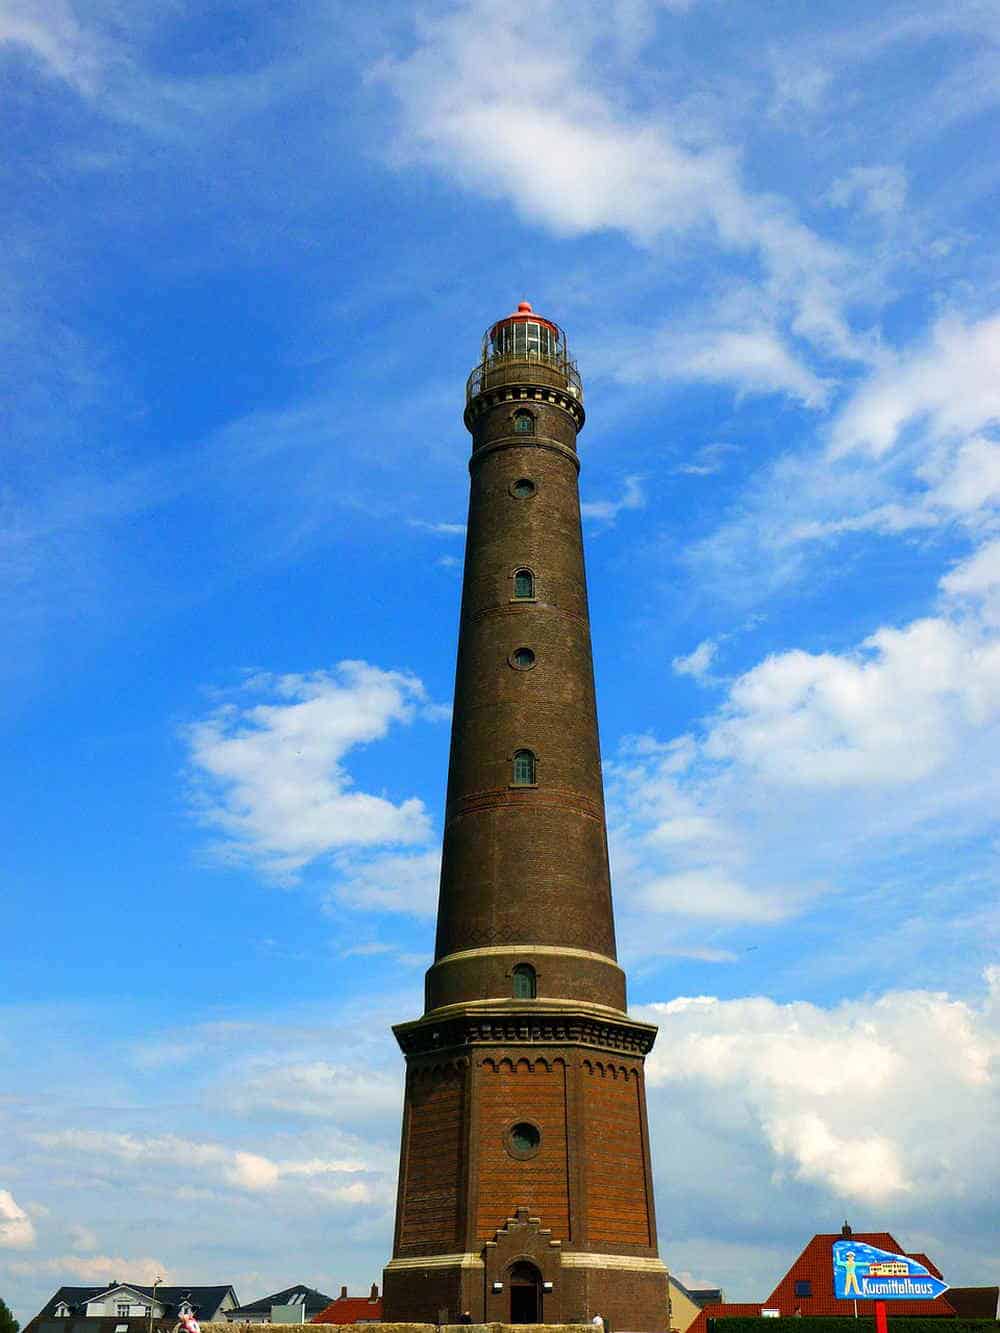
[383,306,668,1330]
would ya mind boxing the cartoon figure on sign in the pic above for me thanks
[179,1312,200,1333]
[837,1251,863,1297]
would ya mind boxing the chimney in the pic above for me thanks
[340,1287,347,1301]
[370,1286,378,1302]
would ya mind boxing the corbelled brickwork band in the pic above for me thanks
[384,306,667,1331]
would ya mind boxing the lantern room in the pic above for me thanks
[466,300,583,406]
[489,300,563,361]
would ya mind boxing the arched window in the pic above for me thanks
[513,411,535,435]
[513,568,534,598]
[512,749,536,785]
[512,964,537,999]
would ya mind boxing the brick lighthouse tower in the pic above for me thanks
[382,304,668,1330]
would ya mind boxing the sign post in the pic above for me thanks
[833,1239,949,1333]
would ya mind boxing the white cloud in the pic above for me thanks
[223,1062,401,1122]
[332,846,441,918]
[7,1254,169,1282]
[0,1189,36,1248]
[581,475,645,522]
[920,435,1000,521]
[185,661,437,881]
[32,1130,374,1196]
[68,1223,99,1253]
[637,870,796,923]
[704,614,1000,787]
[942,537,1000,605]
[380,0,858,366]
[0,0,104,93]
[606,735,808,938]
[408,519,466,536]
[640,969,1000,1205]
[670,327,832,407]
[828,165,908,217]
[609,545,1000,968]
[831,313,1000,459]
[675,442,740,477]
[673,639,717,681]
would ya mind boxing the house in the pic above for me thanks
[310,1286,382,1324]
[670,1276,725,1333]
[223,1287,333,1324]
[688,1227,958,1333]
[946,1288,1000,1319]
[24,1284,238,1333]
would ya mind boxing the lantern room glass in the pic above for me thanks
[490,320,560,361]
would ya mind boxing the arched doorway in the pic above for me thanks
[507,1261,542,1325]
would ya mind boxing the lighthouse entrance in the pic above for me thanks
[508,1262,541,1324]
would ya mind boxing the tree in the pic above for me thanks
[0,1297,19,1333]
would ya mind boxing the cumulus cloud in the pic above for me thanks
[640,969,1000,1205]
[185,661,439,881]
[704,614,1000,787]
[0,1189,36,1248]
[831,313,1000,459]
[609,539,1000,968]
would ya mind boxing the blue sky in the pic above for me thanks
[2,0,999,1321]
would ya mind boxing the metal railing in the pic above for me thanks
[466,348,584,405]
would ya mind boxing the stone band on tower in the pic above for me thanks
[382,303,668,1331]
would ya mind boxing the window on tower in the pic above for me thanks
[512,964,537,999]
[513,411,535,434]
[512,749,536,785]
[513,569,534,598]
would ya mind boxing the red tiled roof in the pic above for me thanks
[686,1231,958,1333]
[310,1297,383,1324]
[764,1233,955,1318]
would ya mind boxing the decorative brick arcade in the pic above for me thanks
[382,304,668,1331]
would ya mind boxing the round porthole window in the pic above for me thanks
[510,647,536,670]
[510,478,536,499]
[505,1121,541,1159]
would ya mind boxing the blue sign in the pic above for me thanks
[833,1241,949,1301]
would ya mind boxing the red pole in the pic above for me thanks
[874,1302,888,1333]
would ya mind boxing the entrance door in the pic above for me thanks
[508,1262,541,1324]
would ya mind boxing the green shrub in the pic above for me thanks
[709,1319,997,1333]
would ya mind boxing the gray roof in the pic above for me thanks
[27,1285,238,1331]
[227,1287,333,1318]
[671,1276,724,1308]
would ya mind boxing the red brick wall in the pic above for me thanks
[397,1064,465,1254]
[476,1056,570,1242]
[583,1060,651,1246]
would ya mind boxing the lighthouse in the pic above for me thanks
[382,303,668,1330]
